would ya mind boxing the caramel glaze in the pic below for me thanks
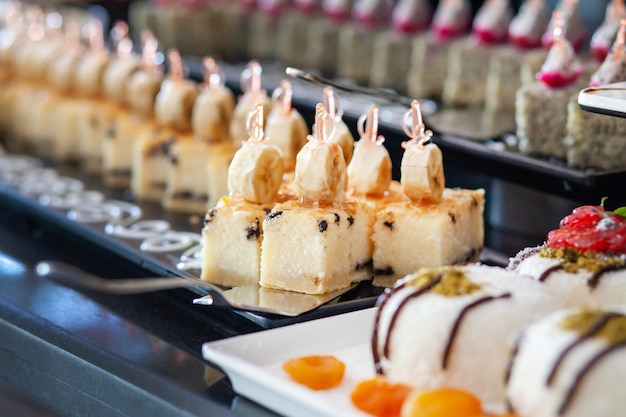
[545,312,620,387]
[371,275,443,374]
[558,341,626,416]
[442,293,512,369]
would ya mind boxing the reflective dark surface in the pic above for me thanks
[0,187,280,417]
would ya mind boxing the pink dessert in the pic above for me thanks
[293,0,318,14]
[590,0,626,62]
[179,0,208,9]
[257,0,286,18]
[536,11,582,88]
[590,19,626,86]
[353,0,389,29]
[471,0,512,45]
[391,0,432,34]
[323,0,351,23]
[541,0,587,51]
[508,0,549,49]
[431,0,471,41]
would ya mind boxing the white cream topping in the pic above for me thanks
[508,0,549,44]
[539,29,581,77]
[591,20,626,85]
[472,0,512,40]
[391,0,432,32]
[543,0,587,48]
[591,1,626,51]
[432,0,472,34]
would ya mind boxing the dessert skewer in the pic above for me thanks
[201,103,285,287]
[131,48,198,201]
[102,30,163,189]
[264,79,309,172]
[164,57,236,213]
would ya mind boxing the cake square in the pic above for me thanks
[337,23,378,86]
[407,34,455,100]
[565,98,626,171]
[369,31,415,94]
[515,81,582,158]
[372,188,485,284]
[163,140,234,214]
[201,197,273,287]
[103,113,151,189]
[77,100,112,174]
[131,126,179,201]
[443,39,498,107]
[485,47,524,112]
[259,200,372,294]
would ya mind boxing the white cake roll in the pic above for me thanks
[372,264,565,412]
[508,245,626,308]
[507,307,626,417]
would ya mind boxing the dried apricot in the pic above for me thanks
[282,355,345,390]
[350,377,413,417]
[400,388,482,417]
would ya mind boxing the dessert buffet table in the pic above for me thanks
[0,186,278,416]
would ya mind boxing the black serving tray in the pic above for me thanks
[0,152,384,329]
[187,58,625,206]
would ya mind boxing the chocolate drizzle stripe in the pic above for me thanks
[546,312,620,387]
[557,341,626,416]
[587,264,626,289]
[505,333,524,386]
[441,293,512,369]
[538,264,564,282]
[371,274,443,374]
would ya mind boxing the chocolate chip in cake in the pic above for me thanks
[246,219,261,240]
[318,219,328,233]
[384,221,394,230]
[347,216,354,227]
[355,259,373,271]
[374,266,394,276]
[204,208,217,225]
[334,213,341,224]
[265,210,283,221]
[449,212,457,224]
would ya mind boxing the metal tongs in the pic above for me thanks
[35,261,352,317]
[285,67,437,113]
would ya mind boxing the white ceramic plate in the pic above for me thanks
[202,308,378,417]
[578,81,626,118]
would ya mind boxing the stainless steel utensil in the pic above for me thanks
[35,261,354,317]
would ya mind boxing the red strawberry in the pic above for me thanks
[547,206,626,255]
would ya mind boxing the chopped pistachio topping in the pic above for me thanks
[407,267,482,297]
[539,247,625,273]
[561,310,626,345]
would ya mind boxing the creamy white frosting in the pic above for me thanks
[590,1,626,58]
[507,308,626,417]
[542,0,587,49]
[539,32,582,78]
[508,0,549,47]
[375,264,565,412]
[509,249,626,307]
[391,0,432,33]
[472,0,512,42]
[432,0,472,38]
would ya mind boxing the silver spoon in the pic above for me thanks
[34,261,356,317]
